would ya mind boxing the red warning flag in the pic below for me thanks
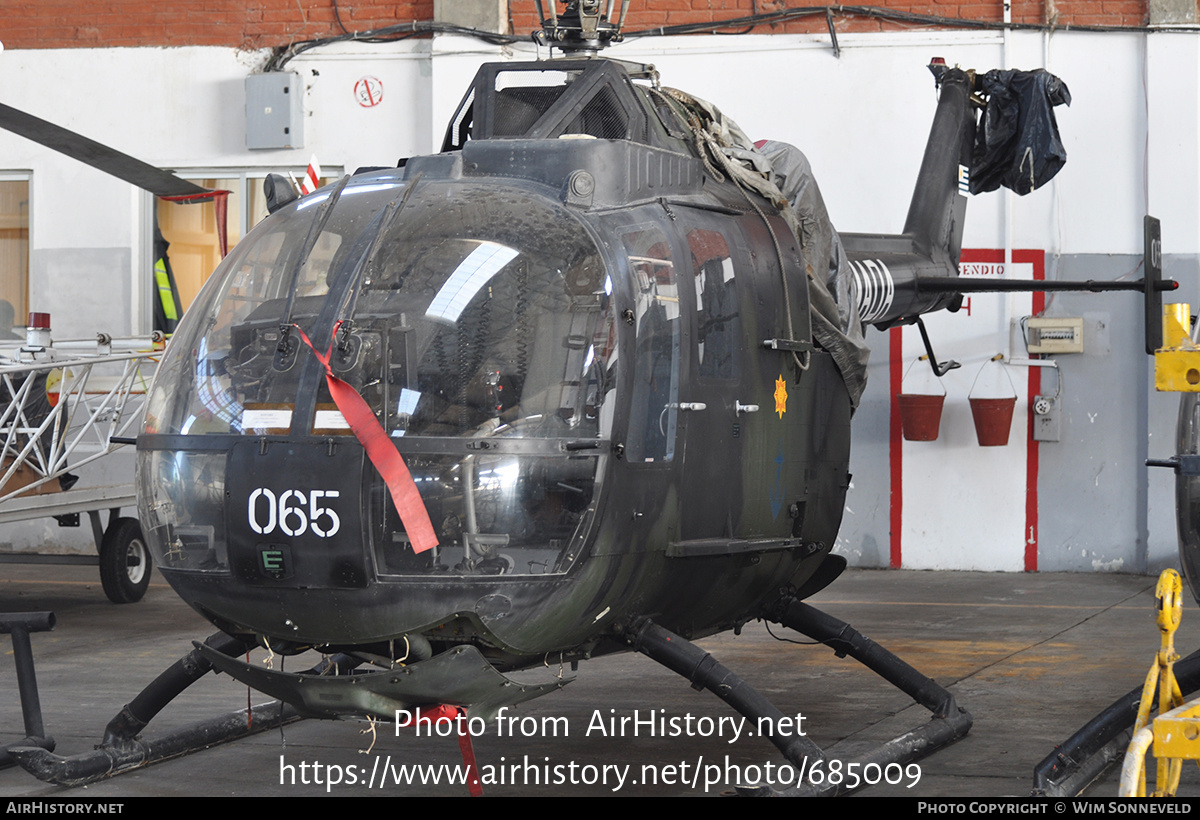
[293,322,439,554]
[299,155,321,196]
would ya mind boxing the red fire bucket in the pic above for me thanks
[898,394,946,441]
[969,396,1017,447]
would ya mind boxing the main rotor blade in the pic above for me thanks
[0,102,210,198]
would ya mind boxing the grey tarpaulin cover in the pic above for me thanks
[757,140,870,410]
[970,69,1071,196]
[660,87,871,410]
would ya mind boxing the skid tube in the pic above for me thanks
[1,612,57,768]
[630,597,972,796]
[1031,647,1200,797]
[10,632,304,787]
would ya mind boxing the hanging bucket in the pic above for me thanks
[897,356,947,441]
[968,354,1017,447]
[898,394,946,441]
[969,396,1017,446]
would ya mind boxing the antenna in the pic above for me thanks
[533,0,629,54]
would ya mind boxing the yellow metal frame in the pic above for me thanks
[1119,569,1200,796]
[1155,304,1200,392]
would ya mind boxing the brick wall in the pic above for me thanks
[4,1,433,50]
[508,0,1146,32]
[2,0,1164,51]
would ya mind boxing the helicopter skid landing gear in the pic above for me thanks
[9,632,300,787]
[770,598,973,795]
[630,600,972,796]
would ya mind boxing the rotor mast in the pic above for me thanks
[533,0,629,54]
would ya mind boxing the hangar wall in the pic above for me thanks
[0,20,1196,573]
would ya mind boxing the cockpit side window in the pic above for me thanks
[687,228,739,382]
[622,227,679,464]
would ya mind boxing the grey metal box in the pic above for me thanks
[245,73,303,150]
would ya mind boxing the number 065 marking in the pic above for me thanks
[248,488,341,538]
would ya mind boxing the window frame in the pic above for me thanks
[0,171,33,333]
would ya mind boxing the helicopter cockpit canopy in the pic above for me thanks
[141,173,616,584]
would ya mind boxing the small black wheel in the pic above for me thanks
[100,517,152,604]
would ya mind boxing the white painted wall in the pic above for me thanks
[898,264,1035,572]
[0,30,1195,565]
[1,32,1188,329]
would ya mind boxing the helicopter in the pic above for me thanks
[5,0,1174,796]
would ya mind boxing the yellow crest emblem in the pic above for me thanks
[774,375,788,418]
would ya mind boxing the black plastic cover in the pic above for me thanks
[970,69,1072,196]
[1178,394,1200,605]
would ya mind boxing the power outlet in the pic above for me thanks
[1032,394,1060,442]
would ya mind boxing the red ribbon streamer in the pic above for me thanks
[413,705,484,797]
[293,323,439,554]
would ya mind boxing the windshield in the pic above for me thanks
[146,176,616,442]
[140,174,616,580]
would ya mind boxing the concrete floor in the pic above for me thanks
[0,562,1194,797]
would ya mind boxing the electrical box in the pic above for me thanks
[246,73,303,150]
[1027,317,1084,354]
[434,0,508,32]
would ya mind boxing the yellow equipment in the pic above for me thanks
[1155,304,1200,392]
[1119,569,1200,796]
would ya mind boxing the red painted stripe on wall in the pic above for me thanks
[889,324,904,568]
[1024,250,1045,571]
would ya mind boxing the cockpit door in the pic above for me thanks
[676,223,750,545]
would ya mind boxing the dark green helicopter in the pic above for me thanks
[12,0,1156,795]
